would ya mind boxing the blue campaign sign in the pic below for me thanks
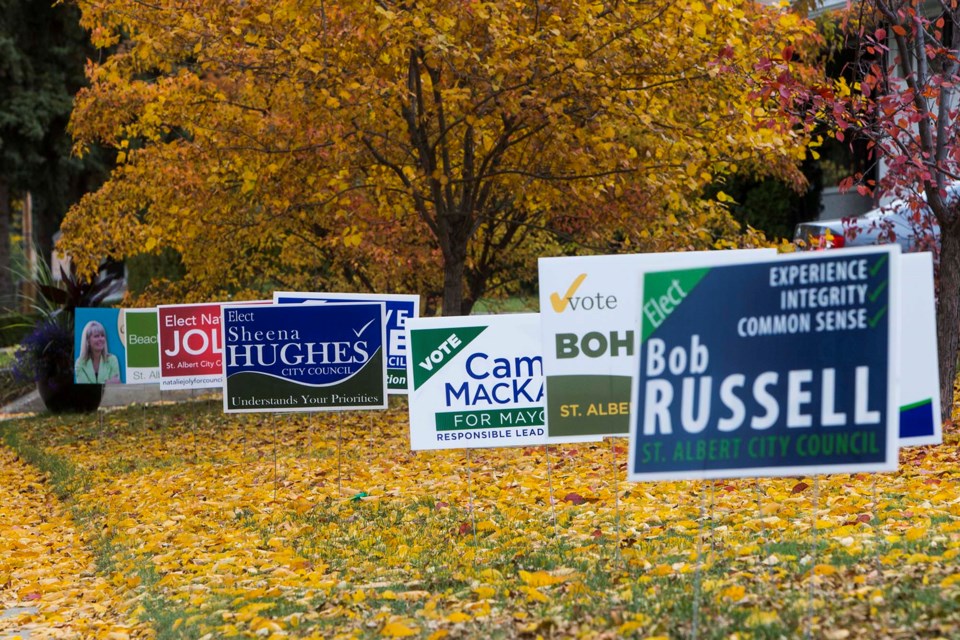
[222,302,388,413]
[273,292,419,393]
[628,246,900,481]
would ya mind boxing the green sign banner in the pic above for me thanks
[124,309,161,385]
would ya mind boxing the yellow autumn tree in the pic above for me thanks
[62,0,819,313]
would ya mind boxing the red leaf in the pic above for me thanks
[892,24,908,36]
[24,592,41,601]
[782,45,794,61]
[792,482,809,494]
[563,492,587,505]
[458,521,473,536]
[857,514,872,523]
[592,529,603,538]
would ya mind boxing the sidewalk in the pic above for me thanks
[1,383,213,417]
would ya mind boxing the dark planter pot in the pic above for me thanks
[36,373,103,414]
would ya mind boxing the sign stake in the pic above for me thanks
[241,416,247,461]
[466,448,480,555]
[805,475,821,640]
[872,475,882,578]
[709,481,716,549]
[273,413,279,503]
[691,483,706,640]
[337,412,344,499]
[610,438,623,567]
[755,480,771,596]
[544,445,559,540]
[159,388,165,428]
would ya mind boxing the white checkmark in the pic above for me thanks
[353,318,376,337]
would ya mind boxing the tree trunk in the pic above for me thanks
[936,222,960,422]
[0,180,14,313]
[441,248,466,317]
[438,208,474,317]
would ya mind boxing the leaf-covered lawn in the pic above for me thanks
[1,399,959,639]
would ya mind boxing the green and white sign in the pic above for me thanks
[124,308,161,385]
[407,314,547,450]
[538,249,776,441]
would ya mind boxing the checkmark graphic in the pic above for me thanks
[550,273,587,313]
[353,318,375,337]
[868,305,888,328]
[869,254,888,277]
[868,280,887,303]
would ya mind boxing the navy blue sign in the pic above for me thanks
[628,248,899,481]
[275,293,418,393]
[222,302,387,412]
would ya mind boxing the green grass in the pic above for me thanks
[471,296,538,314]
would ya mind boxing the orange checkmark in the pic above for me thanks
[549,273,587,312]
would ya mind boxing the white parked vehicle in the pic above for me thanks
[794,188,946,255]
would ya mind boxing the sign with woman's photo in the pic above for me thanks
[74,307,126,384]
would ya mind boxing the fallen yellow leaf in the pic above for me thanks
[381,621,418,637]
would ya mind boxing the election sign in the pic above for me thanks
[158,303,225,390]
[74,307,126,384]
[539,249,776,441]
[222,302,388,413]
[407,314,547,450]
[274,292,419,394]
[898,252,941,445]
[124,308,161,385]
[628,246,900,481]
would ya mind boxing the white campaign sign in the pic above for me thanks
[538,249,777,442]
[407,314,548,450]
[898,252,942,445]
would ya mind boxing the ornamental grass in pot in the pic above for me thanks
[11,261,123,413]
